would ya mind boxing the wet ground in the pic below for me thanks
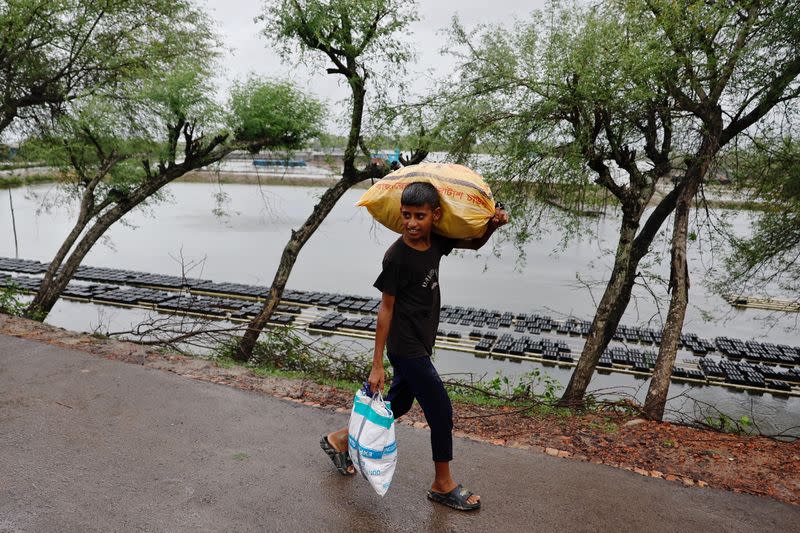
[1,333,798,532]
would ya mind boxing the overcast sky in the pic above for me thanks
[201,0,547,124]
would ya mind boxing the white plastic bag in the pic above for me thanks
[348,388,397,496]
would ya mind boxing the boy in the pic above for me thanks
[320,181,508,511]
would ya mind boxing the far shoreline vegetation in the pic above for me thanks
[0,163,777,212]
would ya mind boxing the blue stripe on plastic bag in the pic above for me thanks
[353,400,393,429]
[349,435,397,459]
[354,392,393,416]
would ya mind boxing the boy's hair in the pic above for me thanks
[401,181,440,209]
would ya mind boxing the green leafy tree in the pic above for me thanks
[435,0,800,418]
[716,135,800,300]
[24,65,323,320]
[230,78,325,149]
[434,3,681,408]
[638,0,800,421]
[0,0,211,138]
[234,0,428,360]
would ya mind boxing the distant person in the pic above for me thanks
[321,181,508,511]
[389,160,401,171]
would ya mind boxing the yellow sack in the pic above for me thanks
[356,163,496,239]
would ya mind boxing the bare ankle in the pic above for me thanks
[431,478,456,493]
[327,430,348,452]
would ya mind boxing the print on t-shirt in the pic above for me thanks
[422,268,439,290]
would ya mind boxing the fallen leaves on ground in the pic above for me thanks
[2,313,797,505]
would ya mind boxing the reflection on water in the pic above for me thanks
[2,182,798,433]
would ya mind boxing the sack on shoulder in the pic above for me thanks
[356,163,496,239]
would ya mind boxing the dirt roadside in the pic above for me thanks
[1,313,797,505]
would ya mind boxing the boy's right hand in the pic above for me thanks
[367,365,385,395]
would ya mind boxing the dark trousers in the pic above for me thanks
[386,354,453,462]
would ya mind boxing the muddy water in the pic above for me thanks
[2,182,798,433]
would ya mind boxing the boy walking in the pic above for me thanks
[321,182,508,511]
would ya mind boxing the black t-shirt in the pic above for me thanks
[373,233,456,358]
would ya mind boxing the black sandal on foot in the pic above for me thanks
[320,436,354,476]
[427,484,481,511]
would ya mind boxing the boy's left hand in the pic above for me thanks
[490,206,509,228]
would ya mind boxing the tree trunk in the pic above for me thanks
[557,182,685,407]
[24,190,96,319]
[0,111,16,138]
[234,175,358,360]
[23,199,143,318]
[23,155,219,319]
[343,79,365,175]
[643,177,704,420]
[234,77,370,361]
[557,216,640,407]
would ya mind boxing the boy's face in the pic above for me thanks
[400,203,441,242]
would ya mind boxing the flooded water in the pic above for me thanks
[2,182,798,433]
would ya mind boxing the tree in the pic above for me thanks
[641,0,800,420]
[23,65,324,320]
[433,3,683,407]
[233,0,427,360]
[437,0,800,414]
[0,0,210,138]
[716,134,800,300]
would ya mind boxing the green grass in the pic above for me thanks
[603,421,619,434]
[0,173,60,188]
[213,355,239,369]
[447,389,572,417]
[446,390,518,409]
[0,162,42,171]
[210,355,583,417]
[177,172,344,189]
[214,356,363,393]
[588,418,619,434]
[703,199,775,211]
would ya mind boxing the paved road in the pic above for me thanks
[1,334,798,532]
